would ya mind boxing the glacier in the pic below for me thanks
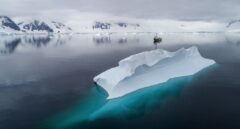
[94,46,215,99]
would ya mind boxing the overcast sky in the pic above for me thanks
[1,0,240,22]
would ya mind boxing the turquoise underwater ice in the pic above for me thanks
[42,65,217,129]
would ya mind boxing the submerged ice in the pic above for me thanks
[94,46,215,99]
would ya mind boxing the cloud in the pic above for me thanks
[1,0,240,21]
[1,0,239,32]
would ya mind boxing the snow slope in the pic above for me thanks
[49,21,72,33]
[18,20,72,34]
[94,46,215,99]
[18,20,54,33]
[0,16,21,34]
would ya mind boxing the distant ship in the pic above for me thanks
[154,34,162,43]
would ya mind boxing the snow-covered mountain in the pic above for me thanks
[92,21,140,29]
[79,21,141,33]
[1,17,142,34]
[0,16,21,34]
[18,20,72,34]
[0,15,235,34]
[49,21,72,33]
[18,20,54,33]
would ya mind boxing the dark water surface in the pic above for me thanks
[0,33,240,129]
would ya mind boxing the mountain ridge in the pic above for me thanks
[0,16,73,34]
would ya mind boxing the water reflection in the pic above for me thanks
[0,35,72,55]
[0,38,21,54]
[225,33,240,46]
[93,36,111,44]
[23,36,51,47]
[93,34,140,45]
[55,35,72,46]
[118,37,128,44]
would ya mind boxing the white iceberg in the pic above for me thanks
[94,46,215,99]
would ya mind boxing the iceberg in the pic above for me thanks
[94,46,215,99]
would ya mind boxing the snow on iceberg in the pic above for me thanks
[94,46,215,99]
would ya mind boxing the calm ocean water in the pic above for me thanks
[0,33,240,129]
